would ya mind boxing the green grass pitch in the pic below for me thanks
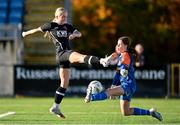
[0,97,180,124]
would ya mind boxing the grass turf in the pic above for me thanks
[0,97,180,124]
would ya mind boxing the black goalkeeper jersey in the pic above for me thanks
[41,22,76,54]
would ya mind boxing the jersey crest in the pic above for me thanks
[57,30,68,37]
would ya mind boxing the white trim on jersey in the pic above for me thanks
[50,32,63,50]
[73,29,79,34]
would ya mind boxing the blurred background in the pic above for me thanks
[0,0,180,98]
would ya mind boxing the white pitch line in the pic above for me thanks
[0,112,15,118]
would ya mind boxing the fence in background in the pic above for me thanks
[0,24,23,96]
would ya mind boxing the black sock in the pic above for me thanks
[84,55,100,67]
[54,87,67,104]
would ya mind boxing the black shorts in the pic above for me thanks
[56,50,73,68]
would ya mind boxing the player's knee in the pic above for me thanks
[69,52,85,63]
[105,89,111,97]
[120,110,131,116]
[106,88,111,92]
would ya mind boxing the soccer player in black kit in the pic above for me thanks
[22,7,110,118]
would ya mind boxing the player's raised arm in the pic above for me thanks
[69,30,82,40]
[22,27,42,37]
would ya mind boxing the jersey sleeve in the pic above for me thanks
[121,52,130,66]
[67,24,76,33]
[40,22,52,32]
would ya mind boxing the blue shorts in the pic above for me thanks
[120,82,134,102]
[112,72,136,102]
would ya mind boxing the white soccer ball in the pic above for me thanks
[88,80,104,94]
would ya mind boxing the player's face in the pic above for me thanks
[57,11,67,24]
[135,44,144,54]
[115,39,127,54]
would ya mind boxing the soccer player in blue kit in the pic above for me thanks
[84,36,163,122]
[22,7,108,118]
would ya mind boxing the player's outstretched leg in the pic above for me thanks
[149,108,163,121]
[85,90,108,103]
[49,106,65,119]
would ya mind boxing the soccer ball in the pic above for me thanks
[88,80,104,94]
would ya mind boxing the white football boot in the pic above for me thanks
[49,106,65,119]
[149,108,163,121]
[84,86,92,103]
[100,54,113,67]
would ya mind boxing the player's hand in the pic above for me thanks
[22,32,26,37]
[69,34,75,40]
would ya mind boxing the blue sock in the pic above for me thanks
[133,108,150,115]
[91,91,108,101]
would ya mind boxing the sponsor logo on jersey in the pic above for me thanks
[57,30,67,37]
